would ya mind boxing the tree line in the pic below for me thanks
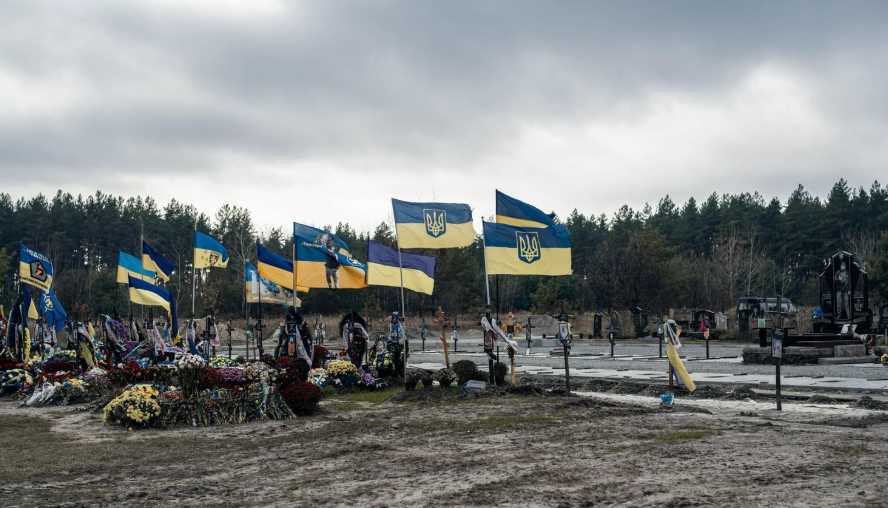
[1,179,887,321]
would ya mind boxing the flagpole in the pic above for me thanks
[255,240,264,358]
[139,218,145,322]
[482,235,491,307]
[391,210,408,387]
[396,239,406,318]
[291,228,297,309]
[192,223,197,319]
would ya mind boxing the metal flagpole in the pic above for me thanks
[139,219,145,322]
[257,245,264,358]
[192,223,197,318]
[395,225,408,387]
[482,236,491,307]
[396,240,406,318]
[292,229,298,308]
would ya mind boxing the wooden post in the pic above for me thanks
[440,333,450,369]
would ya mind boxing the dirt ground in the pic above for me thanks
[2,381,888,507]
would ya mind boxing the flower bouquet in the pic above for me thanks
[326,359,359,387]
[280,381,322,415]
[357,369,385,390]
[307,368,329,388]
[1,369,32,394]
[41,369,75,384]
[244,361,276,384]
[209,356,238,368]
[176,353,207,397]
[160,386,183,401]
[213,367,247,388]
[42,357,78,374]
[103,384,161,428]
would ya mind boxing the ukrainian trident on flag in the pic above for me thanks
[483,221,572,276]
[116,251,156,284]
[19,244,54,291]
[392,198,475,249]
[367,240,436,295]
[194,231,229,269]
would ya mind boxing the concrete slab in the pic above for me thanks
[818,356,875,365]
[407,361,888,392]
[834,344,867,357]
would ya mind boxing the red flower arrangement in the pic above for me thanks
[42,358,78,374]
[280,381,322,416]
[0,359,23,370]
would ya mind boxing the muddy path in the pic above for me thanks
[2,384,888,507]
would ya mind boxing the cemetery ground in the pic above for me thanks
[3,376,888,507]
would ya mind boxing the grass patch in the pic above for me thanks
[326,400,364,412]
[649,428,717,444]
[329,387,401,404]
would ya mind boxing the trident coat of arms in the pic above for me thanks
[516,231,541,264]
[423,209,447,238]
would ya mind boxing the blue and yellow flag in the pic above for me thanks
[22,284,40,320]
[36,288,67,333]
[392,198,475,249]
[495,190,570,238]
[245,262,300,306]
[293,223,352,257]
[128,275,177,333]
[258,242,295,290]
[483,221,572,276]
[194,231,229,269]
[142,241,174,282]
[294,233,367,289]
[367,240,436,295]
[19,244,54,291]
[117,251,157,284]
[257,242,309,293]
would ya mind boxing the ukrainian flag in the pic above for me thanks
[257,242,309,293]
[22,285,39,320]
[19,244,54,291]
[245,262,301,306]
[495,190,570,238]
[294,235,367,289]
[258,242,295,290]
[483,221,572,276]
[367,240,436,295]
[294,223,352,257]
[117,251,157,284]
[194,231,229,269]
[392,198,475,249]
[128,275,177,334]
[142,241,174,282]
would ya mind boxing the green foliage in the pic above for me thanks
[1,180,887,318]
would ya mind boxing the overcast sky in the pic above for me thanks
[2,1,887,233]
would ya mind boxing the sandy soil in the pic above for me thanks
[2,383,888,507]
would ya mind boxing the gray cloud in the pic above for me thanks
[2,1,887,229]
